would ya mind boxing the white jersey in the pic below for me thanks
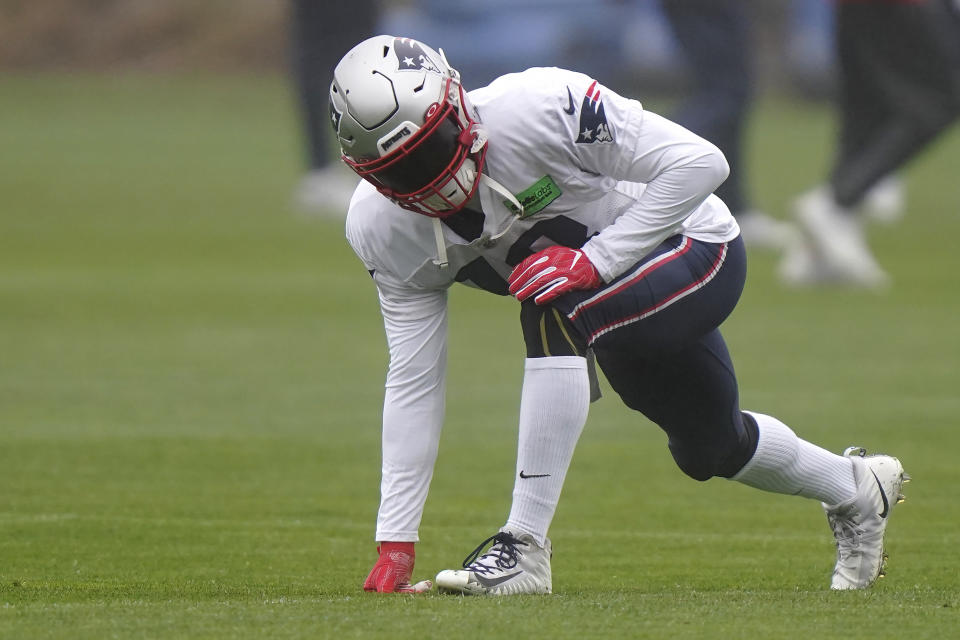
[344,67,740,541]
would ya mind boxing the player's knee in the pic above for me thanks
[667,436,750,482]
[668,440,717,481]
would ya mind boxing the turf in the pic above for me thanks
[0,74,958,639]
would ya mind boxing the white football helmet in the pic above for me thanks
[329,35,488,217]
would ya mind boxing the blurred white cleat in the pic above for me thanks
[862,174,906,226]
[791,186,889,288]
[293,165,359,218]
[436,529,552,595]
[824,447,909,590]
[778,233,829,286]
[736,210,798,252]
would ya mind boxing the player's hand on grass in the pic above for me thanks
[362,542,433,594]
[508,245,602,305]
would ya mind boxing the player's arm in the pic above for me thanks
[362,271,448,593]
[508,80,729,304]
[570,84,729,281]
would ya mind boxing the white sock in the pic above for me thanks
[505,356,589,546]
[732,411,856,505]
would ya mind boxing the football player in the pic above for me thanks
[329,35,909,595]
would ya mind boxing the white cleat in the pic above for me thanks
[736,210,798,252]
[862,174,906,226]
[824,446,909,590]
[777,232,877,288]
[778,233,831,287]
[293,165,359,219]
[791,187,890,289]
[436,529,552,595]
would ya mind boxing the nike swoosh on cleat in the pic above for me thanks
[563,86,576,115]
[872,471,890,518]
[473,571,523,588]
[519,470,551,479]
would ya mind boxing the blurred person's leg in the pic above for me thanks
[661,0,750,213]
[290,0,376,216]
[784,0,960,288]
[829,0,960,208]
[831,0,906,225]
[661,0,793,250]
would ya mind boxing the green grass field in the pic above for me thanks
[1,74,958,638]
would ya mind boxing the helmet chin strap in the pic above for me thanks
[431,217,449,269]
[479,172,525,245]
[431,172,525,270]
[479,173,524,218]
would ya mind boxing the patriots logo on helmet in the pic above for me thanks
[393,38,441,73]
[329,96,343,133]
[575,80,614,144]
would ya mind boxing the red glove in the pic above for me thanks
[362,542,432,594]
[508,246,603,305]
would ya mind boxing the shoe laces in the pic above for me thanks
[461,531,527,574]
[827,504,865,549]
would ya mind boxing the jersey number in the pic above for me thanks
[454,216,592,295]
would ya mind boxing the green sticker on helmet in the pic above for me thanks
[505,175,562,218]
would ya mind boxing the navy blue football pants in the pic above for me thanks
[521,235,758,481]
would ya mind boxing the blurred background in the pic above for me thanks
[0,0,838,184]
[0,0,834,89]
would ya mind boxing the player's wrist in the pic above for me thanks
[579,244,610,283]
[377,541,415,555]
